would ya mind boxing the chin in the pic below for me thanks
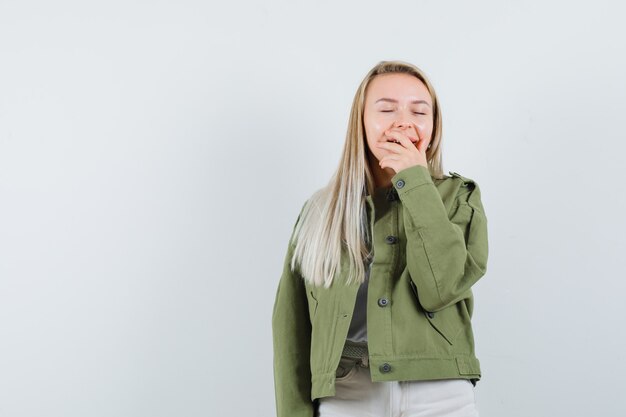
[374,151,387,162]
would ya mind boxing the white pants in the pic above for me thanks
[316,356,479,417]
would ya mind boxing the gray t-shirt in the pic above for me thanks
[346,261,372,343]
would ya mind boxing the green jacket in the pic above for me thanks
[272,164,489,417]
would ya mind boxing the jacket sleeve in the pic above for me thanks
[391,164,489,312]
[271,202,314,417]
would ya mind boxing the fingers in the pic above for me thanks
[379,129,416,152]
[377,125,428,173]
[416,136,429,153]
[390,128,419,146]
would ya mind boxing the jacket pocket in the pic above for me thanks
[409,279,460,346]
[306,290,318,322]
[423,307,461,346]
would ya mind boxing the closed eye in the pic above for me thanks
[380,110,426,115]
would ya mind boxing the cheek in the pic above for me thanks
[415,120,434,139]
[364,114,385,135]
[368,121,386,139]
[414,120,430,132]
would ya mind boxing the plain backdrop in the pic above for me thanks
[1,1,625,416]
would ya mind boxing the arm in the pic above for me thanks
[271,202,314,417]
[392,164,489,312]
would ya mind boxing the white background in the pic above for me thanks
[1,1,625,416]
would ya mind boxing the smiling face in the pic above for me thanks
[363,73,434,163]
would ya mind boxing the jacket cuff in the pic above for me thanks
[391,164,434,194]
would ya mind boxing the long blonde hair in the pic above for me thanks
[291,60,445,288]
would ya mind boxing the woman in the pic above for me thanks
[272,60,489,417]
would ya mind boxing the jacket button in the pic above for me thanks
[377,297,388,307]
[379,363,392,373]
[426,311,435,318]
[395,179,405,188]
[385,235,398,244]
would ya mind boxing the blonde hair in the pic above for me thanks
[291,60,445,288]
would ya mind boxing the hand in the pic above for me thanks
[376,126,429,174]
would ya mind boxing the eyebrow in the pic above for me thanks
[375,98,431,107]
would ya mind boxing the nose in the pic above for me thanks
[393,121,412,129]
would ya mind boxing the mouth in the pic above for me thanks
[385,138,418,144]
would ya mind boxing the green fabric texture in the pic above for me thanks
[271,164,489,417]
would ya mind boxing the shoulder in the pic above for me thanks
[446,171,485,213]
[447,170,471,182]
[432,170,484,210]
[437,170,480,190]
[293,191,321,231]
[432,170,474,183]
[432,170,478,186]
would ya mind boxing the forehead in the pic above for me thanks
[365,73,431,103]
